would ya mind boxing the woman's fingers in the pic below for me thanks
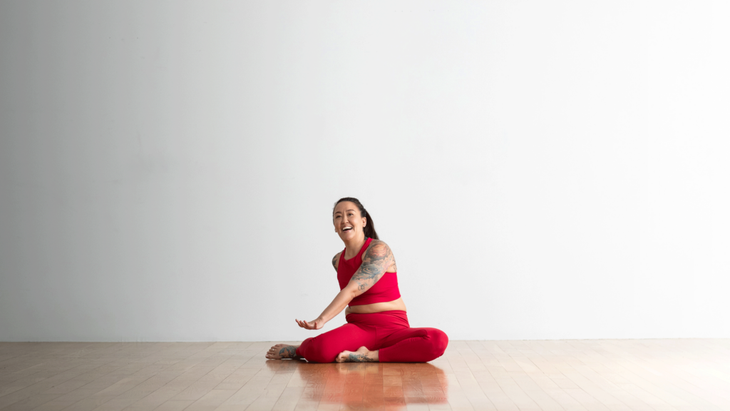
[295,319,317,329]
[295,319,309,329]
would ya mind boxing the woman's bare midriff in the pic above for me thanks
[345,297,407,315]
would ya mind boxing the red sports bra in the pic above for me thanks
[337,237,401,306]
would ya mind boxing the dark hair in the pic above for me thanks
[333,197,379,240]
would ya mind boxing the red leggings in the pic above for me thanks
[295,310,448,363]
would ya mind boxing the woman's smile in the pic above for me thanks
[333,201,367,239]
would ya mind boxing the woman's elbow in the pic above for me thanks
[344,285,363,300]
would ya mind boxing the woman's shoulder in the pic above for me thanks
[366,238,389,251]
[365,239,397,272]
[364,239,394,259]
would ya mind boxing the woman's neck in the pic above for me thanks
[343,234,367,259]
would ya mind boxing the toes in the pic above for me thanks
[336,350,352,363]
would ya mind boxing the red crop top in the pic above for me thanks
[337,237,401,306]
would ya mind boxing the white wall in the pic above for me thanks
[1,1,728,342]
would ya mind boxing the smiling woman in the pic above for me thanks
[266,197,448,363]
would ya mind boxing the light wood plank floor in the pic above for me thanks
[1,340,729,410]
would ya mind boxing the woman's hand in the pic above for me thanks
[295,318,324,330]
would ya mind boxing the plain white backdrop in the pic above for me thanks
[1,1,729,342]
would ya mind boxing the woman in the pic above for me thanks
[266,197,448,363]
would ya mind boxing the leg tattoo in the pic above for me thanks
[347,352,377,362]
[336,346,379,363]
[266,344,301,360]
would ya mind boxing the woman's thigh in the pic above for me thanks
[376,327,427,349]
[376,327,449,351]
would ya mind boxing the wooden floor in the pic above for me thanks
[1,340,729,411]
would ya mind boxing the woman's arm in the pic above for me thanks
[296,241,394,330]
[331,252,341,271]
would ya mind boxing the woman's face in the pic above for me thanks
[333,201,367,241]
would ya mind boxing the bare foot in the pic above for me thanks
[335,346,379,363]
[266,344,301,360]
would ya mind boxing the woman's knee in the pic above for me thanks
[426,328,449,357]
[297,336,338,363]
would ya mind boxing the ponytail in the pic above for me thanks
[333,197,380,240]
[361,208,379,240]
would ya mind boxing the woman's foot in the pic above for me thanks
[336,346,379,363]
[266,344,301,360]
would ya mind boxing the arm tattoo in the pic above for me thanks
[332,253,340,271]
[350,241,393,293]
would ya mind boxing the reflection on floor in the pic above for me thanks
[266,360,447,409]
[0,340,729,410]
